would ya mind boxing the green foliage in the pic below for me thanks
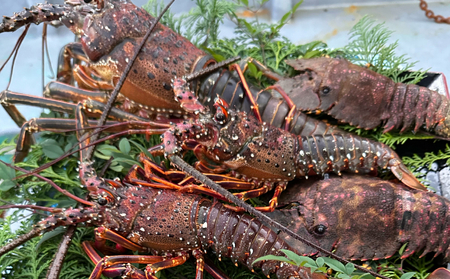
[0,217,97,279]
[344,15,427,84]
[403,144,450,169]
[0,0,444,278]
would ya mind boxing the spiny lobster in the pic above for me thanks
[0,0,341,163]
[277,57,450,137]
[147,77,426,211]
[0,156,327,279]
[266,174,450,262]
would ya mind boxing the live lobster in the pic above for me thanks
[0,156,326,279]
[276,57,450,137]
[266,174,450,262]
[0,0,340,163]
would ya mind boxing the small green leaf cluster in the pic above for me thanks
[0,217,97,279]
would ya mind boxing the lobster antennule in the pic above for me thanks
[0,207,99,257]
[0,3,68,33]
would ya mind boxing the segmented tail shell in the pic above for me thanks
[296,133,398,175]
[198,201,321,279]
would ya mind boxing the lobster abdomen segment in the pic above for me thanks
[295,133,397,176]
[198,201,320,279]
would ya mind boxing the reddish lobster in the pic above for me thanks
[266,174,450,262]
[276,57,450,137]
[0,157,326,279]
[0,0,341,163]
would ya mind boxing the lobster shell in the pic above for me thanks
[266,174,450,261]
[278,57,450,136]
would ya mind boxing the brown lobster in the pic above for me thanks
[0,0,341,163]
[142,77,426,214]
[276,57,450,137]
[0,157,326,279]
[266,174,450,262]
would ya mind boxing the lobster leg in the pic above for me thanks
[57,42,90,85]
[82,242,148,279]
[44,81,109,103]
[73,64,115,90]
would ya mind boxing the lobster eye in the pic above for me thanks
[98,197,108,206]
[215,111,226,122]
[313,224,327,235]
[321,86,331,95]
[84,0,92,3]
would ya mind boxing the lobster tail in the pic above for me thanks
[382,83,450,134]
[198,201,321,279]
[0,3,67,33]
[294,133,425,190]
[396,186,450,260]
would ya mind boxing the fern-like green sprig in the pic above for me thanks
[344,15,427,84]
[402,144,450,169]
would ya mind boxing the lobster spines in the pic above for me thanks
[283,57,450,137]
[381,82,450,134]
[198,200,322,279]
[271,175,450,261]
[0,3,67,33]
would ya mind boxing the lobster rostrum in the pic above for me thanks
[0,158,326,279]
[265,174,450,263]
[277,57,450,137]
[0,0,342,162]
[158,77,425,211]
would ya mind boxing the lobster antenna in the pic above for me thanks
[41,23,56,90]
[185,56,241,81]
[85,0,176,160]
[169,155,389,279]
[0,25,30,90]
[0,160,93,206]
[0,227,43,256]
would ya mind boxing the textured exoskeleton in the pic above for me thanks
[266,174,450,261]
[277,57,450,137]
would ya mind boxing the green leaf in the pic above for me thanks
[95,144,120,156]
[112,157,140,167]
[398,242,408,256]
[41,139,65,159]
[36,227,67,250]
[303,50,323,59]
[400,272,416,279]
[119,138,131,155]
[322,257,347,273]
[0,162,15,180]
[129,140,157,163]
[345,262,355,275]
[281,249,316,267]
[291,0,304,14]
[240,0,248,6]
[252,255,295,266]
[316,257,325,267]
[109,163,123,172]
[0,179,15,191]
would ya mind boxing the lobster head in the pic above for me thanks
[277,57,344,112]
[61,0,152,62]
[268,174,449,261]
